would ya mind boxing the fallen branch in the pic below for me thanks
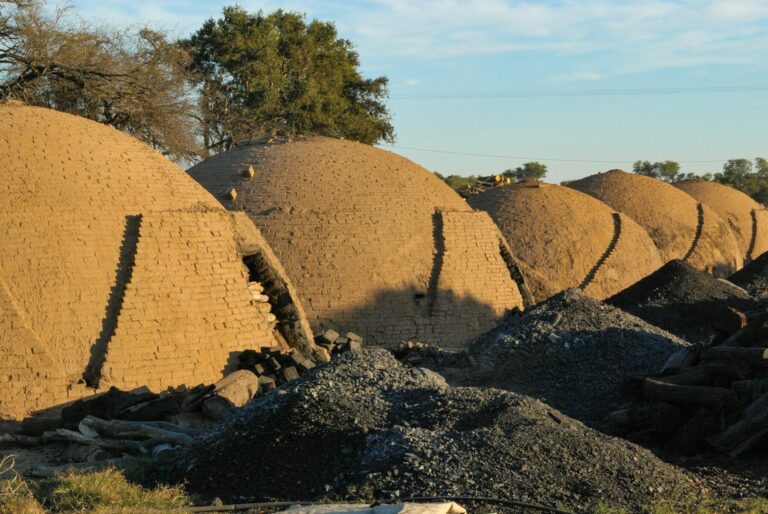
[79,416,194,446]
[643,378,737,410]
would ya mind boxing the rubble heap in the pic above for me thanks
[729,251,768,299]
[169,350,695,513]
[442,289,689,427]
[608,260,757,343]
[607,309,768,457]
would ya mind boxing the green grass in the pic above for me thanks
[0,455,189,513]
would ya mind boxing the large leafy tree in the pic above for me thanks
[632,160,682,182]
[0,1,199,160]
[713,159,768,204]
[183,7,394,154]
[504,161,548,181]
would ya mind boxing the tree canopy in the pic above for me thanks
[0,1,198,160]
[504,161,548,181]
[632,160,682,182]
[182,6,394,153]
[631,157,768,205]
[713,159,768,204]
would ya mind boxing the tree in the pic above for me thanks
[438,174,478,190]
[632,160,681,182]
[504,161,547,181]
[713,159,768,204]
[183,7,394,154]
[0,1,198,160]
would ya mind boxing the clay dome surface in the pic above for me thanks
[0,104,307,420]
[468,181,664,300]
[187,136,526,347]
[567,170,743,276]
[674,179,768,261]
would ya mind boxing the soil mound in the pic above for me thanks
[608,260,757,342]
[729,251,768,298]
[568,170,742,276]
[675,179,768,261]
[187,136,525,348]
[0,104,308,420]
[467,181,663,300]
[170,350,695,513]
[458,289,688,426]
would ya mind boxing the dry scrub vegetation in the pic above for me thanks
[0,456,187,513]
[1,456,767,514]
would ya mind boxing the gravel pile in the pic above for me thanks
[729,252,768,299]
[607,260,756,343]
[449,289,688,427]
[167,350,696,513]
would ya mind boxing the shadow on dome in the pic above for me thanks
[316,286,511,349]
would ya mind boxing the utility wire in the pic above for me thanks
[383,144,734,164]
[391,84,768,99]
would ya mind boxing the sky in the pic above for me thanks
[68,0,768,183]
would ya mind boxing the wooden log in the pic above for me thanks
[202,370,260,421]
[20,416,61,436]
[643,378,738,410]
[660,363,751,386]
[732,378,768,402]
[79,416,194,446]
[707,392,768,457]
[702,347,768,366]
[50,429,150,454]
[721,315,768,348]
[28,457,140,478]
[660,347,698,374]
[138,421,202,437]
[714,307,749,339]
[182,384,215,412]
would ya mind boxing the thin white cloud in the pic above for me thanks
[67,0,768,76]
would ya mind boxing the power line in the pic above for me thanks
[383,144,732,164]
[391,84,768,99]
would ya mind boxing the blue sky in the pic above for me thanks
[69,0,768,183]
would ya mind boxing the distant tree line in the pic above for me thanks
[633,158,768,204]
[0,1,394,161]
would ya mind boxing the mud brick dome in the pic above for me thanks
[0,103,310,420]
[468,181,664,300]
[187,136,526,347]
[568,170,743,276]
[675,179,768,262]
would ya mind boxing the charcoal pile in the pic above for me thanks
[167,349,697,513]
[729,251,768,299]
[607,309,768,457]
[444,289,688,427]
[607,260,757,343]
[393,341,472,369]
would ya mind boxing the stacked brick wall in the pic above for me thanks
[100,211,279,390]
[0,104,299,419]
[187,137,526,348]
[429,211,522,347]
